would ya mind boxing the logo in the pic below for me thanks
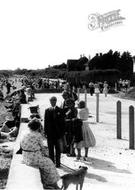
[88,9,125,31]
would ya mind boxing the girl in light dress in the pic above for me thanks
[75,100,96,161]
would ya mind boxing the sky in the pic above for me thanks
[0,0,135,70]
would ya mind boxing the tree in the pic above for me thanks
[118,51,133,79]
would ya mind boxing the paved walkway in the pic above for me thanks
[34,93,135,190]
[3,92,135,190]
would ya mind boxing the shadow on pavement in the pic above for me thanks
[81,157,131,174]
[86,172,107,182]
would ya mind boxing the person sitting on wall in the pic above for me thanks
[20,118,60,189]
[0,115,19,138]
[19,89,27,104]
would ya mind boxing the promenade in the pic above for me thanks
[3,92,135,190]
[28,92,135,190]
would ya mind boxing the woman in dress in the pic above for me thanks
[20,118,60,189]
[75,100,96,161]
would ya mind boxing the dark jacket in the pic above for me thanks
[44,106,65,140]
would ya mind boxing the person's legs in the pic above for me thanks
[76,148,81,160]
[85,147,89,157]
[55,140,61,167]
[83,147,89,161]
[69,135,76,156]
[47,139,55,163]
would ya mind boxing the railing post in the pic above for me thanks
[117,100,121,139]
[84,88,87,108]
[129,105,134,149]
[115,82,117,92]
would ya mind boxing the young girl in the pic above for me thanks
[75,100,96,161]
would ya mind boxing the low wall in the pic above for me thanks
[6,104,44,190]
[34,88,63,93]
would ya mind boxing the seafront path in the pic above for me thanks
[6,92,135,190]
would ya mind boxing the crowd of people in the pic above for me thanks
[0,76,131,189]
[21,77,66,91]
[0,77,30,140]
[0,79,97,189]
[0,88,27,140]
[88,81,109,97]
[18,83,96,189]
[117,78,130,92]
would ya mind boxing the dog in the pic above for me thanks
[60,166,88,190]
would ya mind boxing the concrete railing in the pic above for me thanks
[6,104,44,190]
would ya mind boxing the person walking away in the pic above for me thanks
[44,96,65,168]
[89,82,94,96]
[103,81,108,97]
[94,82,100,94]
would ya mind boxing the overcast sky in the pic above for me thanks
[0,0,135,70]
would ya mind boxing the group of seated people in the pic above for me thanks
[0,84,36,140]
[0,89,26,140]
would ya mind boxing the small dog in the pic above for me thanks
[61,166,88,190]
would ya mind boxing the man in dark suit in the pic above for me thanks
[44,96,65,168]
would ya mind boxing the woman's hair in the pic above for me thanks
[78,100,85,109]
[28,118,41,131]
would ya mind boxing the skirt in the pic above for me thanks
[75,121,96,148]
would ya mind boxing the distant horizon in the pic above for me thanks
[0,49,135,71]
[0,0,135,70]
